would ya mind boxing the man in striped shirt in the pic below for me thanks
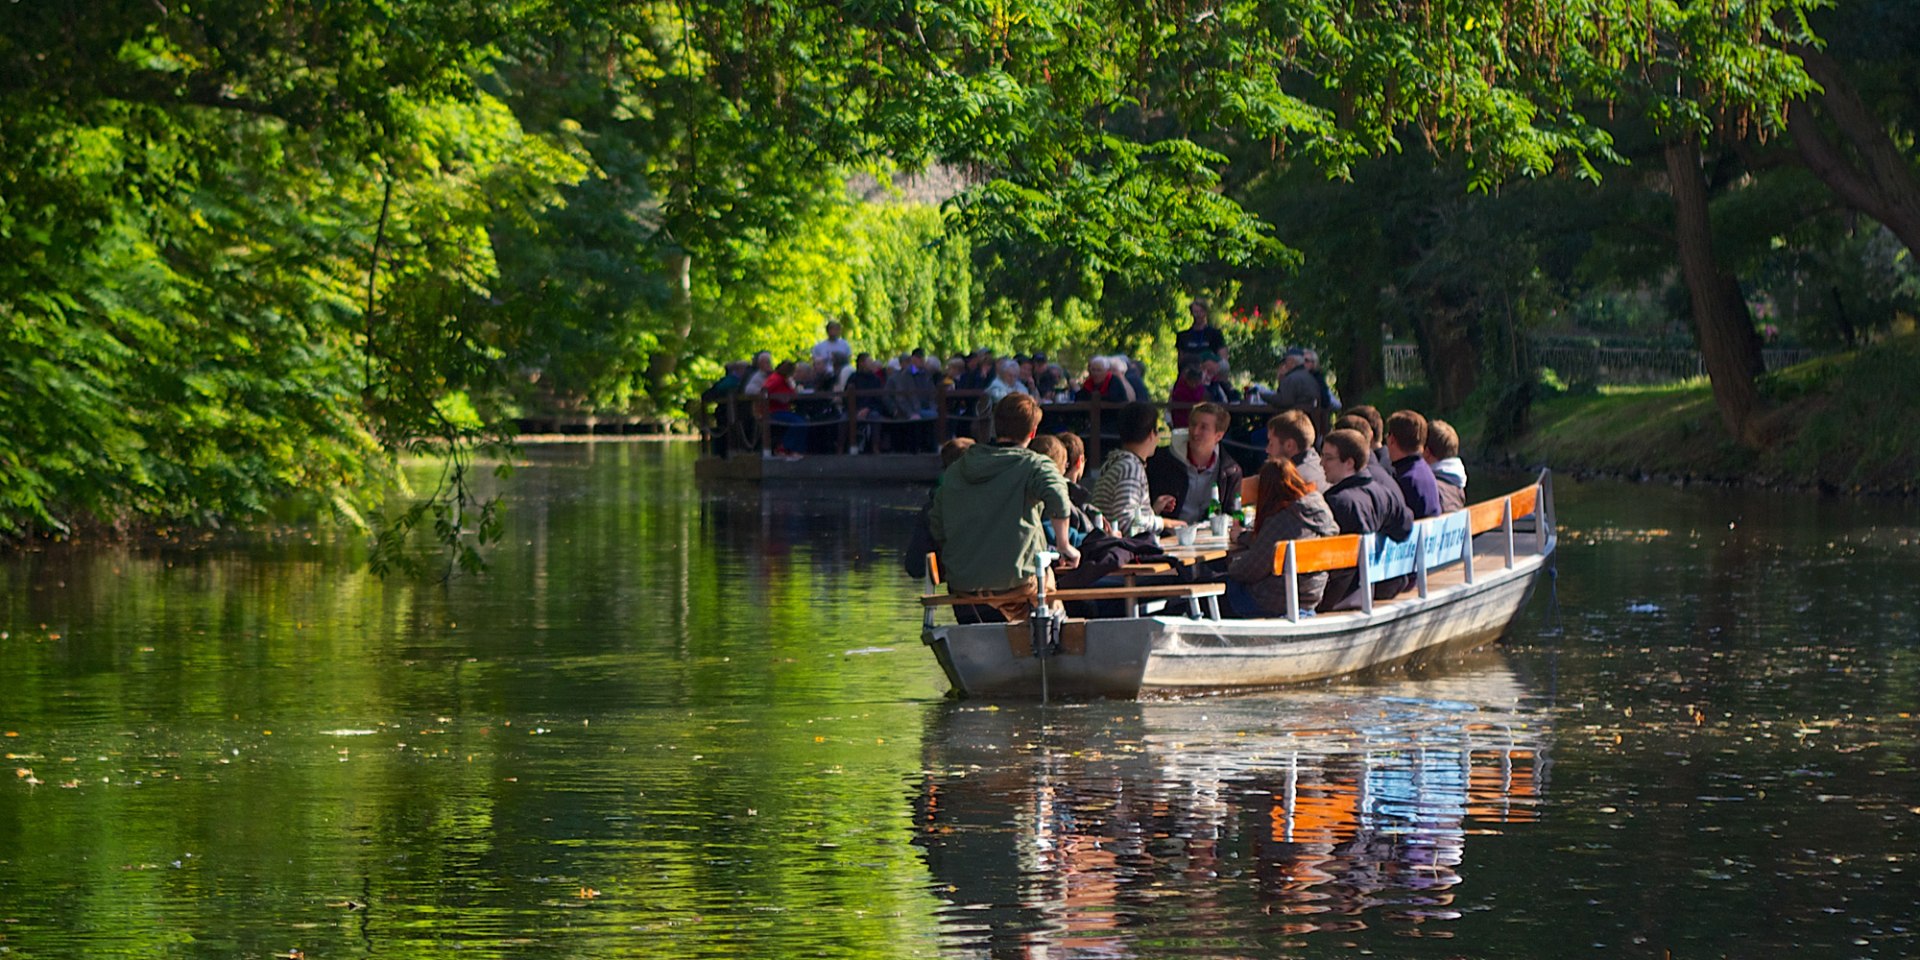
[1093,402,1189,537]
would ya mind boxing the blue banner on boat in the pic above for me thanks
[1366,511,1472,584]
[1421,511,1472,572]
[1366,532,1418,583]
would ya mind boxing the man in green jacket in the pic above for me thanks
[929,393,1080,621]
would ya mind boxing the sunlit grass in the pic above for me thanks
[1501,335,1920,492]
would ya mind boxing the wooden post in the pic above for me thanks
[934,384,949,445]
[848,395,864,458]
[1089,401,1104,465]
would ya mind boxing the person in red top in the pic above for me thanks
[762,361,796,413]
[762,361,810,456]
[1075,356,1134,403]
[1167,364,1208,427]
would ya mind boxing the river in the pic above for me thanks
[1,442,1915,958]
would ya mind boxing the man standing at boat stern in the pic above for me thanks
[930,394,1080,621]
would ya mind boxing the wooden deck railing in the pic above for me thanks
[699,387,1294,464]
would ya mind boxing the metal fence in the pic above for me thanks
[1382,341,1820,387]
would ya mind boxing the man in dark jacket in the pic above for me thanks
[1316,428,1415,611]
[1201,358,1239,404]
[1118,356,1150,406]
[1146,402,1244,523]
[1385,409,1443,519]
[1272,348,1322,418]
[1336,411,1411,518]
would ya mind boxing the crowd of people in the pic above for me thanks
[911,394,1470,623]
[704,305,1342,460]
[701,309,1475,622]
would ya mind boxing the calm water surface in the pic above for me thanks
[2,443,1916,958]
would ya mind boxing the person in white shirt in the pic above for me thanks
[983,358,1033,408]
[742,351,774,395]
[1423,418,1469,513]
[809,321,852,381]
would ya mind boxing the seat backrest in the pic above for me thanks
[1274,534,1363,575]
[1466,483,1541,535]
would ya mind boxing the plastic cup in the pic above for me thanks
[1175,524,1197,546]
[1209,513,1230,537]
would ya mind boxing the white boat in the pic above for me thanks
[919,470,1558,699]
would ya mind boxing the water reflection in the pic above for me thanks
[915,651,1551,956]
[8,451,1919,958]
[695,475,926,578]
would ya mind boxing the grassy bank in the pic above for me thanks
[1476,335,1920,495]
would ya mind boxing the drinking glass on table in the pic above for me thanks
[1209,512,1231,537]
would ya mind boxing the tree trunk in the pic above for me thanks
[1663,138,1766,447]
[1340,297,1382,400]
[645,246,694,404]
[1785,42,1920,260]
[1413,298,1480,411]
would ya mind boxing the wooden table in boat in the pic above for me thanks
[1111,532,1234,586]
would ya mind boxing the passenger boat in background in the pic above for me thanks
[918,471,1557,699]
[696,390,1296,483]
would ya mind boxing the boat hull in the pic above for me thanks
[925,546,1550,700]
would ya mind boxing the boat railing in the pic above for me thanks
[1274,471,1554,622]
[698,387,1304,463]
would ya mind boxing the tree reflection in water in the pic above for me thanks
[914,651,1551,957]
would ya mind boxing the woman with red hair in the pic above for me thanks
[1225,458,1339,616]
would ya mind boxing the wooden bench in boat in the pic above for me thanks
[920,582,1226,619]
[1259,480,1550,622]
[917,552,1225,619]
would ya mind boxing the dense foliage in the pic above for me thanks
[5,0,1916,552]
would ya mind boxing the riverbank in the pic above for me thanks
[1469,335,1919,496]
